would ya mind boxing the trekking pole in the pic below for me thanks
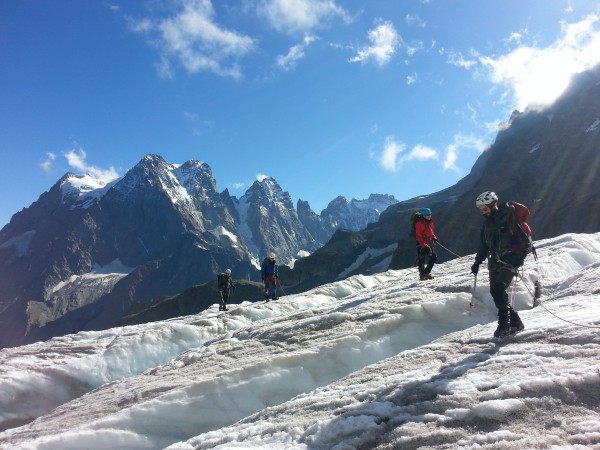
[470,275,477,308]
[276,278,287,296]
[510,278,517,310]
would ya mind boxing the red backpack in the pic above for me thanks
[508,201,537,260]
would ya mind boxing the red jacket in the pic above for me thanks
[415,218,437,248]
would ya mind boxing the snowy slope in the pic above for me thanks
[0,233,599,449]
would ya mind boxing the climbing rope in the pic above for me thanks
[439,241,600,330]
[435,241,462,258]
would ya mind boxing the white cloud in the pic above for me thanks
[406,144,438,162]
[256,173,269,181]
[405,39,424,57]
[183,111,200,121]
[105,3,120,14]
[505,28,527,44]
[63,149,119,182]
[406,73,418,85]
[405,14,426,28]
[256,0,350,35]
[132,0,255,79]
[350,20,399,66]
[446,50,478,69]
[276,35,317,70]
[443,133,488,171]
[479,14,600,110]
[155,56,174,80]
[377,138,439,172]
[40,152,56,173]
[378,137,405,172]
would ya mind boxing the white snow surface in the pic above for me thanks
[49,259,135,296]
[210,226,239,246]
[1,232,600,449]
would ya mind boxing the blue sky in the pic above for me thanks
[1,0,600,228]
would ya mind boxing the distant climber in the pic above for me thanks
[414,208,438,280]
[217,269,235,311]
[261,253,279,300]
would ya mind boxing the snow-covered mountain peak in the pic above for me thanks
[110,154,190,204]
[324,193,398,214]
[320,193,398,231]
[248,176,293,209]
[133,153,175,178]
[59,172,120,207]
[173,160,217,197]
[356,193,398,213]
[0,152,407,347]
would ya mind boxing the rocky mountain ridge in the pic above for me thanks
[282,63,600,293]
[0,159,397,347]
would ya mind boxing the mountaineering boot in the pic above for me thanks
[509,309,525,334]
[271,296,279,300]
[493,310,510,338]
[424,273,434,280]
[493,324,510,338]
[510,323,524,334]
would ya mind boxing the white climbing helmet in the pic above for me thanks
[475,191,498,207]
[268,252,276,260]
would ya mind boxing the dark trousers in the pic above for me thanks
[219,290,230,308]
[488,261,522,327]
[417,245,437,275]
[488,263,515,311]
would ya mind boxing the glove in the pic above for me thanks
[500,251,524,267]
[470,262,480,275]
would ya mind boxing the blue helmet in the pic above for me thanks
[420,208,432,215]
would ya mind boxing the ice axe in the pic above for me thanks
[470,274,477,308]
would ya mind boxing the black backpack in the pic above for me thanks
[217,273,229,290]
[409,212,422,238]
